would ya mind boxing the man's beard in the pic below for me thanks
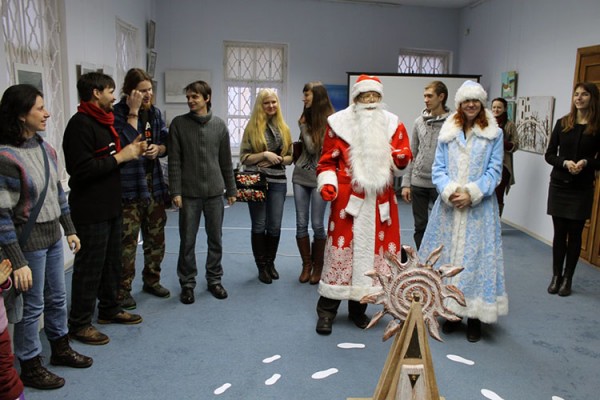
[349,102,393,195]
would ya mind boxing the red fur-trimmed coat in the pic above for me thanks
[316,107,412,301]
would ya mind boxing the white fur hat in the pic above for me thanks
[455,80,487,109]
[351,75,384,101]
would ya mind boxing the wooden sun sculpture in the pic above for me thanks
[361,245,465,342]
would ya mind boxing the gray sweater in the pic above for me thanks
[167,112,236,199]
[402,108,449,189]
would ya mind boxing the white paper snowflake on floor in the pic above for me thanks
[361,245,466,341]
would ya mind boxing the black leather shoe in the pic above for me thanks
[143,283,170,298]
[180,287,195,304]
[348,313,370,329]
[442,319,462,334]
[467,318,481,342]
[208,284,228,299]
[316,317,333,335]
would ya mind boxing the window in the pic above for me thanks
[398,49,450,74]
[116,18,139,89]
[224,41,287,148]
[2,0,67,178]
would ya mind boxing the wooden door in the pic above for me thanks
[574,45,600,266]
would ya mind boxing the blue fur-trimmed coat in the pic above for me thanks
[418,110,508,323]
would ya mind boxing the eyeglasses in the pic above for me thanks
[358,92,382,102]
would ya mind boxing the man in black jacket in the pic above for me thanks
[63,73,146,345]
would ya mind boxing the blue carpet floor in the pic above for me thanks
[21,200,600,400]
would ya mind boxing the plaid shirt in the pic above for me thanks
[113,100,169,203]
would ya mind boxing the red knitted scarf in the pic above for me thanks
[78,101,121,151]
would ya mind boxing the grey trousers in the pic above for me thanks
[177,195,225,288]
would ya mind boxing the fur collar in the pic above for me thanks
[438,109,500,143]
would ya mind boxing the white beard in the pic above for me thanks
[349,103,393,196]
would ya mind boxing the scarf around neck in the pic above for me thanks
[495,113,507,130]
[78,101,121,151]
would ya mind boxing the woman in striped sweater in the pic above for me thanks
[0,84,92,390]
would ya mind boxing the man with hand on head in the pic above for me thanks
[113,68,170,310]
[315,75,412,335]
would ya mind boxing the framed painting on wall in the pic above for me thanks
[14,63,44,92]
[516,96,555,154]
[147,20,156,49]
[501,71,517,98]
[165,70,211,103]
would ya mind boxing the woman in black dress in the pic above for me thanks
[545,82,600,296]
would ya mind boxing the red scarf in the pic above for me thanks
[78,101,121,151]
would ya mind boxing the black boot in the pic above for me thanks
[558,277,572,297]
[20,356,65,390]
[265,234,281,280]
[547,276,561,294]
[466,318,481,342]
[50,335,93,368]
[251,233,271,284]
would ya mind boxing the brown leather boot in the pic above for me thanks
[296,236,312,283]
[310,238,326,285]
[20,356,65,390]
[50,335,93,368]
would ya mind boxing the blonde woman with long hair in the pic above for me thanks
[240,89,292,284]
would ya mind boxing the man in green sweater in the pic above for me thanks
[168,81,237,305]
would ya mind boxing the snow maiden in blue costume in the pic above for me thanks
[419,80,508,343]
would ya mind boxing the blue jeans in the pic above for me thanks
[293,183,327,239]
[14,239,67,361]
[248,182,287,236]
[177,195,225,288]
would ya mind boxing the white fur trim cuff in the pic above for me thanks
[464,182,484,206]
[441,182,460,205]
[317,170,337,192]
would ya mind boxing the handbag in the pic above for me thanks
[234,168,267,202]
[292,140,303,164]
[1,141,50,324]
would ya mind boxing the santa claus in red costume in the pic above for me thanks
[315,75,412,335]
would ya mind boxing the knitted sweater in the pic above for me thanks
[168,112,236,199]
[0,137,75,269]
[113,100,169,203]
[291,123,320,188]
[402,108,449,189]
[62,112,122,224]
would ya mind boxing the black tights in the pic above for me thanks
[551,216,586,278]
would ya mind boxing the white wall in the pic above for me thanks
[457,0,599,244]
[61,0,155,114]
[153,0,461,129]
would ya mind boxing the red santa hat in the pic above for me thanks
[455,80,487,109]
[351,74,384,101]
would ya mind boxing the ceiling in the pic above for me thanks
[320,0,484,8]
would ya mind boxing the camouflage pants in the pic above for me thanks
[119,197,167,295]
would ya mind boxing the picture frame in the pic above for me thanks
[516,96,555,154]
[147,50,157,78]
[14,63,44,92]
[76,62,98,81]
[501,71,517,98]
[147,20,156,49]
[164,69,211,103]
